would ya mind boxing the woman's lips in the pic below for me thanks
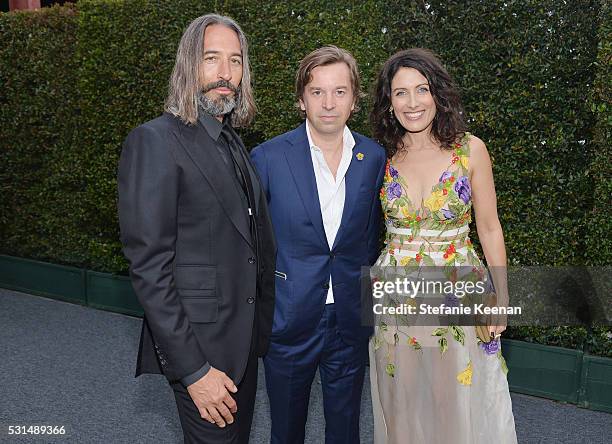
[403,111,425,120]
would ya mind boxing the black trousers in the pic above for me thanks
[170,351,259,444]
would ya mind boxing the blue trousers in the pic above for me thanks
[264,304,367,444]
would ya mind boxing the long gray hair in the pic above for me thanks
[164,14,256,127]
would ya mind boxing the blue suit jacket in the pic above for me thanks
[251,123,386,346]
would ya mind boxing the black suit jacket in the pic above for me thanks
[118,112,276,385]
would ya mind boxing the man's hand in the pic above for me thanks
[186,367,238,428]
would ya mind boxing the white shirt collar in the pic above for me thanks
[305,120,355,153]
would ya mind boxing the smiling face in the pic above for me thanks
[299,62,355,138]
[198,24,243,116]
[390,67,436,134]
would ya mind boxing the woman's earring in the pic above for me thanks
[389,106,394,115]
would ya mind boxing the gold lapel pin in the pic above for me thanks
[356,152,364,160]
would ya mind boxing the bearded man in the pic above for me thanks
[118,14,276,444]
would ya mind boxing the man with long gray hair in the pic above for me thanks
[118,14,276,443]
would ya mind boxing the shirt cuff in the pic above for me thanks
[180,362,211,387]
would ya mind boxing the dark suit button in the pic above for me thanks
[330,252,335,259]
[248,257,256,264]
[322,283,330,290]
[247,297,255,304]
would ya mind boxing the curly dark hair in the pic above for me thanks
[370,48,467,158]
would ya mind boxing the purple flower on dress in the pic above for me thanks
[389,164,399,179]
[442,208,455,220]
[444,293,460,307]
[480,338,500,355]
[387,182,402,199]
[454,176,471,204]
[439,171,452,182]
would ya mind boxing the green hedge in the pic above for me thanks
[0,5,88,265]
[587,0,611,266]
[0,1,609,353]
[583,1,612,357]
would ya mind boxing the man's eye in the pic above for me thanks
[231,58,242,65]
[336,90,346,96]
[205,56,218,62]
[312,90,321,96]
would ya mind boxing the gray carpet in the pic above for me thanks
[0,289,610,443]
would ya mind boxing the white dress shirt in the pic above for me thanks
[306,120,355,304]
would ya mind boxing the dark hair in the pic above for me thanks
[370,48,467,158]
[295,45,362,117]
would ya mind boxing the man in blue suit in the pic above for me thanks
[251,46,386,444]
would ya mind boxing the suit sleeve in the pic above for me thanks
[118,125,208,382]
[367,150,386,265]
[250,145,270,202]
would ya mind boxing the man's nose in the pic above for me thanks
[217,59,232,81]
[322,93,335,110]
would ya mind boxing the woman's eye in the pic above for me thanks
[395,90,406,96]
[417,86,429,93]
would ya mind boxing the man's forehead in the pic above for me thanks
[307,77,350,89]
[307,63,351,85]
[203,24,241,53]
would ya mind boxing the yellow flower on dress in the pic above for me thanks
[457,361,473,386]
[400,206,412,218]
[460,155,469,170]
[399,256,412,266]
[424,190,445,212]
[405,297,417,308]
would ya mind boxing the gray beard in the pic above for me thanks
[197,92,237,117]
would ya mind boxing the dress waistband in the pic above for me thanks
[386,223,469,238]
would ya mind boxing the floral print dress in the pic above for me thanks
[369,134,518,444]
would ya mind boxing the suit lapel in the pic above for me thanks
[284,124,328,249]
[172,119,253,249]
[332,133,365,250]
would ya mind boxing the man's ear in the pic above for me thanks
[299,98,306,111]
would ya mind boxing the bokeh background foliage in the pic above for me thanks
[1,1,610,352]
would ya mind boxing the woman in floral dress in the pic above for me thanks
[368,48,518,444]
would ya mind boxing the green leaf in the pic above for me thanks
[439,337,448,355]
[432,327,448,337]
[373,336,382,351]
[422,255,436,266]
[450,326,466,345]
[385,363,395,377]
